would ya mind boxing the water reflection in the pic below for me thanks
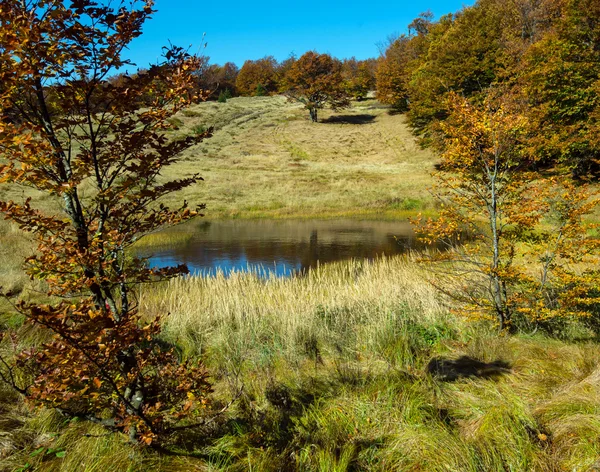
[136,219,428,277]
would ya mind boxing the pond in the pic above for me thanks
[136,219,430,277]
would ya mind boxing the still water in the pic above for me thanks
[137,219,428,277]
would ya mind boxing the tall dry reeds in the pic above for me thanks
[139,255,453,367]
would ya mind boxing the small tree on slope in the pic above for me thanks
[0,0,212,445]
[282,51,350,123]
[417,92,600,332]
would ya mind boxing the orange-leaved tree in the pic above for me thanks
[341,57,376,100]
[512,178,600,333]
[417,91,600,331]
[282,51,350,122]
[376,34,421,112]
[235,56,279,96]
[0,0,213,444]
[417,92,536,330]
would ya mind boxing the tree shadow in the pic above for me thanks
[387,108,406,116]
[322,114,376,125]
[427,356,512,381]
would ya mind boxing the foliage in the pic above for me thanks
[190,51,239,100]
[512,179,600,332]
[417,92,600,331]
[282,51,351,122]
[235,56,279,96]
[0,0,213,445]
[376,13,434,112]
[376,41,410,111]
[520,0,600,177]
[341,57,376,100]
[205,61,239,98]
[217,88,232,103]
[275,53,297,92]
[377,0,600,172]
[255,83,268,96]
[417,92,532,329]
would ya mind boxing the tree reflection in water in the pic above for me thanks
[136,219,435,277]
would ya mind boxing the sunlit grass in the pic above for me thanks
[139,255,449,362]
[154,96,439,219]
[1,254,599,471]
[1,96,600,471]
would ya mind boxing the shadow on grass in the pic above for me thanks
[387,107,408,116]
[427,356,512,381]
[322,114,376,125]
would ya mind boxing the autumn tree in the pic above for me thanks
[215,61,240,96]
[235,56,279,96]
[282,51,350,122]
[0,0,214,445]
[520,0,600,178]
[341,57,376,100]
[376,36,413,111]
[376,0,599,167]
[275,53,297,92]
[195,60,239,98]
[417,92,535,329]
[405,4,508,137]
[418,91,600,331]
[512,179,600,333]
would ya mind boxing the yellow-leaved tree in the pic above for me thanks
[417,91,600,332]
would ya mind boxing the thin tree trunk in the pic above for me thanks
[33,77,107,311]
[488,155,509,329]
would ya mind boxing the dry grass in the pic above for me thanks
[1,255,600,471]
[134,256,600,472]
[139,255,449,364]
[158,96,437,219]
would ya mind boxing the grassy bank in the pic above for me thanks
[2,256,600,471]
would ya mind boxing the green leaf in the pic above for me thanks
[55,450,66,458]
[29,447,45,457]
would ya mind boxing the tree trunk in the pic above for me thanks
[309,107,318,122]
[488,154,510,330]
[33,77,109,313]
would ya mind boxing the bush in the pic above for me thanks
[192,124,207,135]
[255,84,268,96]
[218,88,232,103]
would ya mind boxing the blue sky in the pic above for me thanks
[127,0,475,68]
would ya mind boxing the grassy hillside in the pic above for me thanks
[159,96,437,219]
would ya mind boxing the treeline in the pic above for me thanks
[110,54,377,103]
[103,0,600,176]
[377,0,600,177]
[108,51,378,106]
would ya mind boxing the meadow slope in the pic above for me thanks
[159,96,437,219]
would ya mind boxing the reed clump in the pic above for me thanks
[140,256,450,364]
